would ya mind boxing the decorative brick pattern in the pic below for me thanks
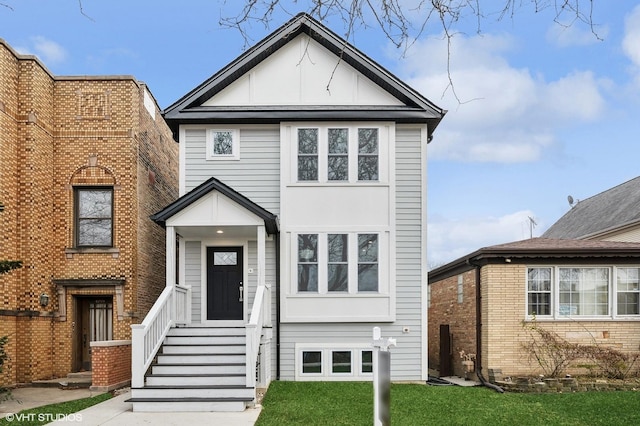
[0,40,178,386]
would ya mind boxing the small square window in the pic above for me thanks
[207,129,239,160]
[332,351,352,374]
[302,351,322,374]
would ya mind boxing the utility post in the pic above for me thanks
[372,327,396,426]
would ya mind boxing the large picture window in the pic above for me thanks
[526,266,640,318]
[296,233,381,294]
[75,187,113,247]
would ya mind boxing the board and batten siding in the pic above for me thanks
[279,126,427,381]
[181,125,281,214]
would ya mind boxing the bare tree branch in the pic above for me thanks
[218,1,601,103]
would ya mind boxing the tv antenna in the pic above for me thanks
[528,216,537,238]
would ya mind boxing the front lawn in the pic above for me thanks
[256,381,640,425]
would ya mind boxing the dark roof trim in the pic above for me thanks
[151,177,279,235]
[163,13,445,132]
[428,238,640,283]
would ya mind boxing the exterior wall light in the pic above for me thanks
[39,293,50,307]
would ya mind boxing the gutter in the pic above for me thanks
[467,258,504,393]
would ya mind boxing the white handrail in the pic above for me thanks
[131,284,190,388]
[246,284,268,388]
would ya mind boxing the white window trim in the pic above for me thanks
[290,123,389,185]
[206,128,240,161]
[295,343,374,381]
[525,265,640,321]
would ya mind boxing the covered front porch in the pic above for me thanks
[130,177,278,412]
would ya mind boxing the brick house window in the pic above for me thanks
[75,187,114,247]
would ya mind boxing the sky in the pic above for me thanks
[2,1,640,267]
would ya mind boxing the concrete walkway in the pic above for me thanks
[0,387,262,425]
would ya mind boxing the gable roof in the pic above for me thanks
[542,176,640,239]
[150,177,279,235]
[163,13,446,135]
[428,237,640,283]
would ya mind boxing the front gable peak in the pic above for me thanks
[163,13,445,134]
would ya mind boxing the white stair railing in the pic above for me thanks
[246,284,269,389]
[131,284,191,388]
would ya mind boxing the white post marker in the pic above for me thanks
[372,326,396,426]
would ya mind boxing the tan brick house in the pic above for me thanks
[0,39,178,387]
[428,238,640,380]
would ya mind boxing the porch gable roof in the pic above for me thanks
[150,177,279,235]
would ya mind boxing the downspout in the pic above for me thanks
[467,258,504,393]
[275,231,281,380]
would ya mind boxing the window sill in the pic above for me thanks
[65,247,120,258]
[524,316,640,322]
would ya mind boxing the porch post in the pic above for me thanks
[257,225,265,289]
[166,225,176,288]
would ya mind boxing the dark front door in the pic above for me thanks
[207,247,243,320]
[75,296,113,371]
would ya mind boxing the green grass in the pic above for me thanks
[255,382,640,426]
[0,392,112,426]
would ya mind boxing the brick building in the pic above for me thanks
[428,238,640,380]
[0,39,178,386]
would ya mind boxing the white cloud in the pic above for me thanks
[427,210,540,267]
[546,22,608,47]
[400,32,606,163]
[30,36,67,64]
[622,5,640,82]
[13,36,67,65]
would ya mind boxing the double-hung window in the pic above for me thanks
[75,187,113,247]
[527,267,552,316]
[617,267,640,315]
[298,234,318,292]
[358,234,378,291]
[298,129,319,181]
[328,234,348,292]
[357,128,378,181]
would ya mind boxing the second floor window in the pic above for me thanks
[75,187,113,247]
[296,126,381,183]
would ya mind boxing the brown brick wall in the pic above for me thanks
[428,269,477,377]
[0,40,178,386]
[90,341,131,390]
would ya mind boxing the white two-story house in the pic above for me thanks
[129,12,445,412]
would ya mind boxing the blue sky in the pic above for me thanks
[2,1,640,267]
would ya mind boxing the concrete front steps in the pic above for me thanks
[32,371,92,389]
[129,326,254,412]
